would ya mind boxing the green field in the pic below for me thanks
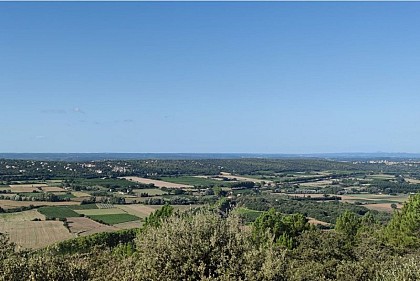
[55,193,76,199]
[75,208,125,216]
[160,176,228,187]
[69,204,98,210]
[38,206,80,219]
[46,180,63,186]
[88,213,139,225]
[17,192,44,197]
[234,207,263,223]
[366,174,396,180]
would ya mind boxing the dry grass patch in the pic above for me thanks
[117,204,155,218]
[8,186,43,193]
[0,219,74,249]
[0,200,80,210]
[114,220,143,230]
[0,209,45,222]
[71,191,91,197]
[338,194,409,203]
[122,176,193,188]
[307,217,331,227]
[67,217,116,236]
[364,203,401,213]
[218,172,269,183]
[405,178,420,184]
[8,184,48,193]
[300,180,333,187]
[9,184,48,188]
[40,186,66,192]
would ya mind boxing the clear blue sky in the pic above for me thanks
[1,2,420,153]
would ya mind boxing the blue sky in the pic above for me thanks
[1,2,420,153]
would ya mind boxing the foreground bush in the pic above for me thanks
[133,210,287,281]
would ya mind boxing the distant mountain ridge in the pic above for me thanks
[1,152,420,161]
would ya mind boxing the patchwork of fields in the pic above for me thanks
[0,168,417,249]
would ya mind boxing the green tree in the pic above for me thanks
[383,193,420,249]
[335,211,361,240]
[143,204,174,228]
[253,208,309,248]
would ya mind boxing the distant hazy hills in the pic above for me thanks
[1,152,420,161]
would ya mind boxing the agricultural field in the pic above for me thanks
[366,174,396,180]
[218,172,270,183]
[0,220,74,249]
[299,180,334,188]
[0,210,74,249]
[1,157,419,251]
[0,209,45,221]
[233,207,263,223]
[69,203,98,210]
[123,176,194,188]
[338,193,409,203]
[4,184,46,193]
[88,213,139,225]
[71,191,91,197]
[114,220,143,230]
[405,178,420,184]
[364,203,402,213]
[75,208,126,216]
[67,217,116,236]
[117,204,156,218]
[0,199,80,210]
[160,176,229,187]
[38,206,81,219]
[9,184,48,188]
[40,186,66,192]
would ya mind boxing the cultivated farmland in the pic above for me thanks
[0,210,74,249]
[123,176,193,188]
[38,206,81,219]
[0,221,74,249]
[40,186,66,192]
[218,172,271,183]
[117,204,156,218]
[0,200,80,210]
[67,217,116,236]
[160,176,229,187]
[75,208,126,216]
[88,213,139,225]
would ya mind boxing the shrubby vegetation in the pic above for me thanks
[235,195,391,224]
[0,194,419,280]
